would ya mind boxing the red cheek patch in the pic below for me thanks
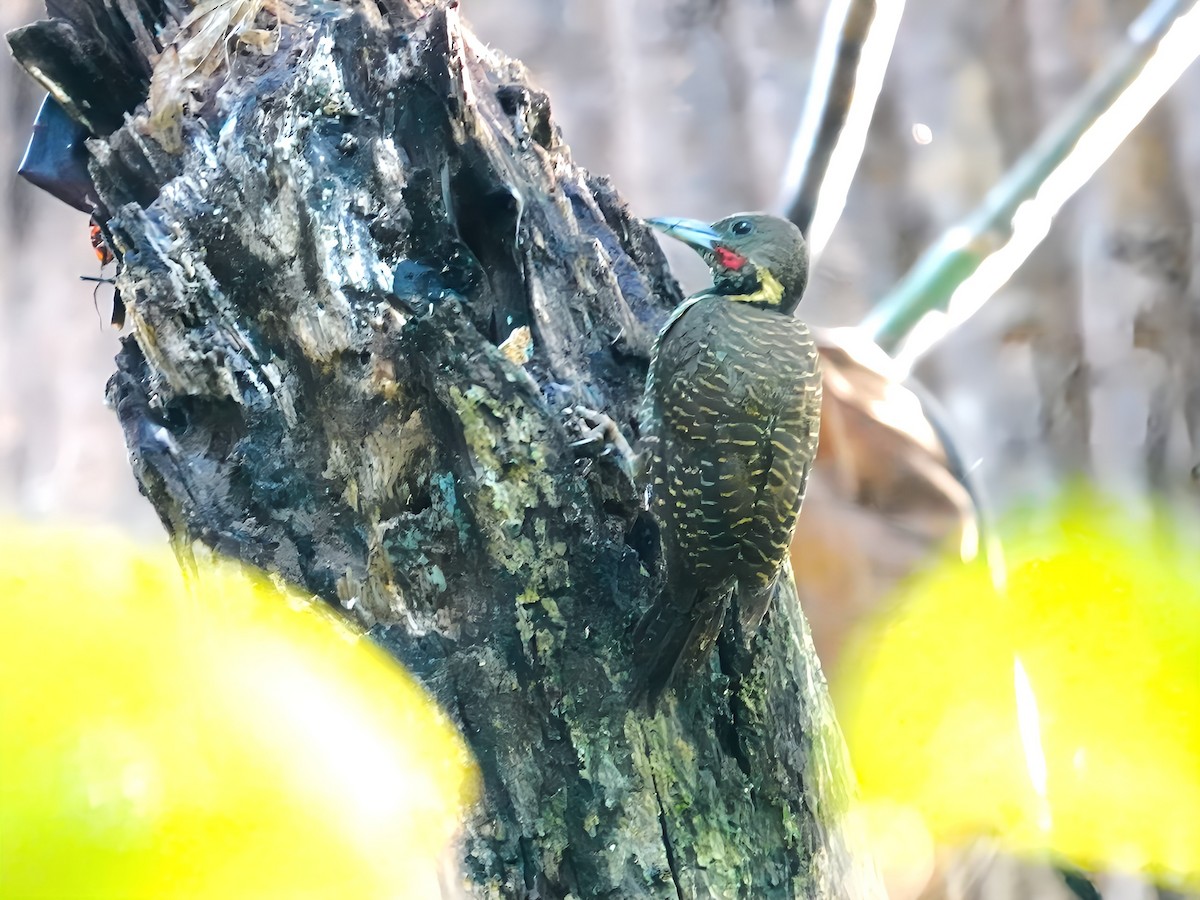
[714,246,747,270]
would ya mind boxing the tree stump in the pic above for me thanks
[9,1,881,896]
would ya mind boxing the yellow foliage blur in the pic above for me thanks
[0,525,478,899]
[835,492,1200,890]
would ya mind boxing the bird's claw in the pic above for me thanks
[567,405,637,477]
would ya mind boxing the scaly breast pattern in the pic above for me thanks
[646,296,822,594]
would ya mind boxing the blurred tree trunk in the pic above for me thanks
[1083,0,1193,498]
[9,1,881,898]
[986,0,1091,479]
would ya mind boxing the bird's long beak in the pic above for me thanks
[646,217,720,251]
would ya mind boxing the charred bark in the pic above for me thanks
[9,2,879,897]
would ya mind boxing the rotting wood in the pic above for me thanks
[10,1,881,896]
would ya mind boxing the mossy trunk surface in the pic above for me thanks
[10,1,881,896]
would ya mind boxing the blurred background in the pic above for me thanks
[4,0,1200,896]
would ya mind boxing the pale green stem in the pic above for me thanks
[862,0,1200,354]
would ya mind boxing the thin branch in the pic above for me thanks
[863,0,1200,358]
[778,0,903,257]
[779,0,876,233]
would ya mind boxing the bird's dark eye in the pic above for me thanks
[730,219,754,236]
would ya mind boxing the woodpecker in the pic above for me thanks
[633,213,821,701]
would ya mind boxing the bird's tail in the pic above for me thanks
[630,577,735,707]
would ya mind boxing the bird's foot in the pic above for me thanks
[567,405,638,478]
